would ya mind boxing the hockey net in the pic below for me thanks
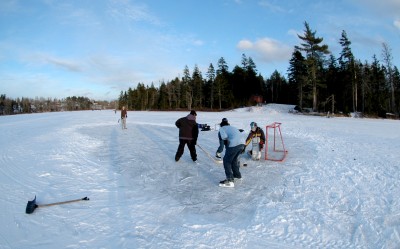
[265,122,288,162]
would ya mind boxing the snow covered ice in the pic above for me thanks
[1,104,399,248]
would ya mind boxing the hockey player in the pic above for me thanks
[218,119,245,188]
[245,122,265,160]
[175,110,199,162]
[215,118,229,159]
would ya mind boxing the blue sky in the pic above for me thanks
[1,0,399,101]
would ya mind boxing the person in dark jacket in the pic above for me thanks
[245,122,265,160]
[121,106,127,129]
[175,110,199,162]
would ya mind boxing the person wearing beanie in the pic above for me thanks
[217,120,245,188]
[175,110,199,162]
[215,118,229,159]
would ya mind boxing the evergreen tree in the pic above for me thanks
[246,56,262,97]
[127,87,135,109]
[296,21,330,111]
[182,66,192,110]
[231,65,246,106]
[192,65,203,109]
[168,77,181,109]
[118,91,127,109]
[368,55,387,116]
[324,55,339,113]
[158,82,169,110]
[393,66,400,114]
[288,49,307,108]
[265,70,287,103]
[338,30,358,113]
[215,57,231,109]
[206,63,216,109]
[147,83,158,110]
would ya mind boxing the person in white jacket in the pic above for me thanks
[217,119,245,188]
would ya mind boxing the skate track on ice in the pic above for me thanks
[0,104,399,248]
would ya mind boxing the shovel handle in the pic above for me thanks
[38,197,89,207]
[196,144,222,164]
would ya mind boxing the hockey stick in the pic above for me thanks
[26,195,89,214]
[196,144,222,164]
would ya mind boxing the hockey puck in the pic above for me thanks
[243,163,247,167]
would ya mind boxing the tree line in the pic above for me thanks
[119,22,399,118]
[0,95,115,115]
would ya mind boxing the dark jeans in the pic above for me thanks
[223,144,244,180]
[175,139,197,161]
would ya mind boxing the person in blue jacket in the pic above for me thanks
[217,119,245,187]
[215,118,229,159]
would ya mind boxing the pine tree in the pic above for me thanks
[295,21,330,111]
[206,63,216,109]
[182,66,192,110]
[215,57,230,109]
[339,30,358,113]
[192,65,203,109]
[288,49,307,108]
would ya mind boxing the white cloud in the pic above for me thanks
[350,0,400,17]
[0,0,21,13]
[287,29,301,38]
[394,19,400,30]
[237,38,292,63]
[192,39,204,46]
[108,0,161,26]
[237,40,253,50]
[45,57,82,72]
[21,52,83,72]
[258,0,287,13]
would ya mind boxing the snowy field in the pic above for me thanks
[0,104,399,249]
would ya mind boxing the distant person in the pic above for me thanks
[175,110,199,162]
[121,106,127,129]
[215,118,229,159]
[245,122,265,160]
[218,120,245,187]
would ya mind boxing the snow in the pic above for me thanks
[1,104,400,249]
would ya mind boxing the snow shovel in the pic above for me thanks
[25,195,89,214]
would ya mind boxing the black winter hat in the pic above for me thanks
[190,110,197,116]
[220,118,229,127]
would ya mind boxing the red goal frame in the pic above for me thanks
[265,122,288,162]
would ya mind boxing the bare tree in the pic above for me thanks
[382,42,396,113]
